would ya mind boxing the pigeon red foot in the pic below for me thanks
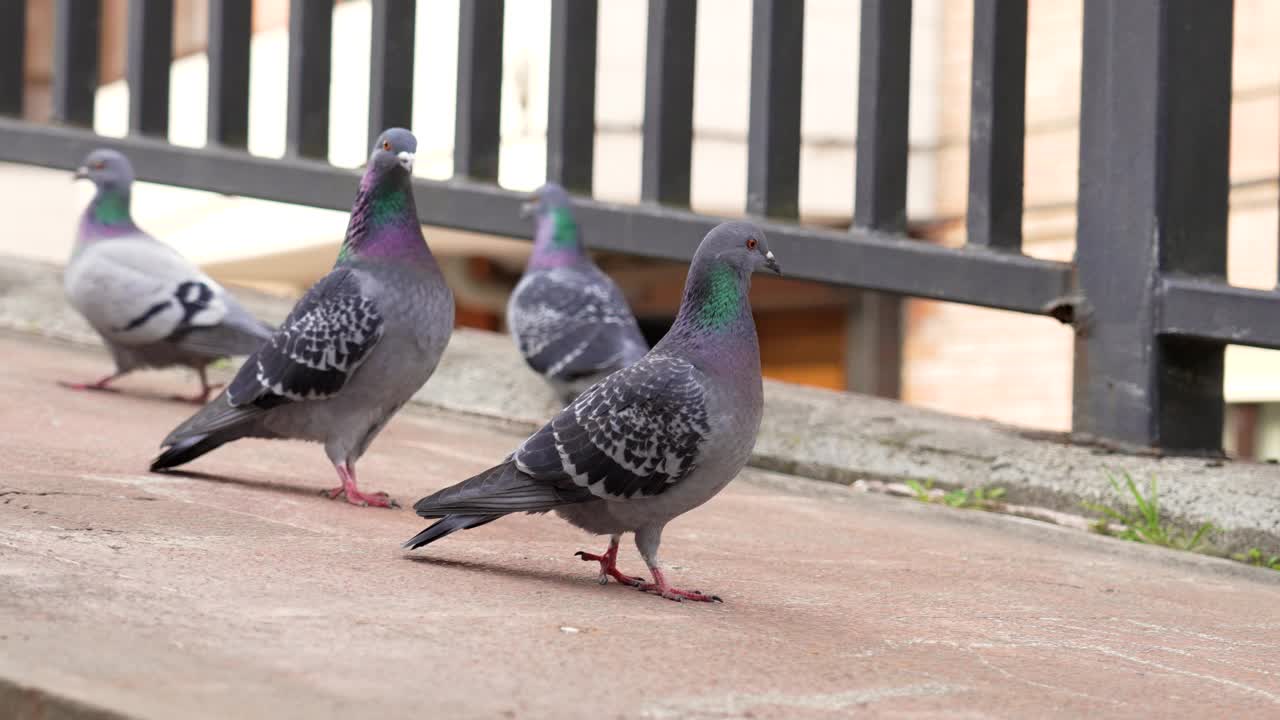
[324,462,399,508]
[575,536,644,586]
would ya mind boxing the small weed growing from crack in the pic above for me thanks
[904,479,1007,510]
[1232,548,1280,571]
[1083,470,1214,552]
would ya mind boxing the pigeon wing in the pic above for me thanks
[227,268,384,407]
[513,354,710,500]
[65,238,233,346]
[508,265,647,381]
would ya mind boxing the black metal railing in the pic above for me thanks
[0,0,1274,455]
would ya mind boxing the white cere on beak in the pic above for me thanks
[397,151,416,173]
[765,250,775,261]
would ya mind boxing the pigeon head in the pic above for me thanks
[524,183,587,268]
[691,221,781,277]
[521,182,571,218]
[363,128,417,188]
[74,149,137,230]
[666,221,779,339]
[340,128,430,264]
[74,149,135,191]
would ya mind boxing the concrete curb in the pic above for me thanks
[4,254,1279,556]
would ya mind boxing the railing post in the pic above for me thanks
[52,0,101,128]
[0,0,26,117]
[368,0,416,152]
[454,0,504,181]
[1073,0,1233,452]
[285,0,332,159]
[546,0,597,193]
[207,0,252,148]
[746,0,803,219]
[127,0,173,138]
[849,0,911,399]
[641,0,696,207]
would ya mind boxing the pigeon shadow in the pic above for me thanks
[57,382,215,407]
[151,468,340,502]
[403,553,631,596]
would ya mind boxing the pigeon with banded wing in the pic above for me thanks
[405,221,779,601]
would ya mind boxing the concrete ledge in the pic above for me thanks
[4,254,1279,555]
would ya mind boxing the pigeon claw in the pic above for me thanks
[322,486,400,509]
[576,549,644,587]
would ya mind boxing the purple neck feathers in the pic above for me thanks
[660,257,760,371]
[337,170,434,266]
[77,188,140,245]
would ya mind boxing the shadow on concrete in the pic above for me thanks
[152,468,337,501]
[402,553,639,598]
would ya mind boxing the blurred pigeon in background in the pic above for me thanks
[151,129,455,508]
[61,149,274,402]
[507,183,648,403]
[406,221,780,601]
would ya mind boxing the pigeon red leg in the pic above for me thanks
[322,461,399,508]
[58,371,126,393]
[637,566,722,603]
[575,535,644,586]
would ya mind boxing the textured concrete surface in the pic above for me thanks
[4,254,1279,556]
[2,334,1280,719]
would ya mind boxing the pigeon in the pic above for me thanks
[150,129,455,508]
[405,221,780,601]
[507,183,648,403]
[61,149,275,402]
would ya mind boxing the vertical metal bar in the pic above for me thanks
[546,0,597,193]
[0,0,26,117]
[846,293,903,397]
[849,0,910,400]
[853,0,911,231]
[207,0,252,148]
[746,0,803,219]
[1074,0,1233,452]
[286,0,332,159]
[641,0,696,206]
[127,0,173,137]
[454,0,504,180]
[368,0,416,152]
[52,0,101,127]
[965,0,1026,251]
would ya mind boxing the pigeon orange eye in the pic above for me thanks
[382,140,391,151]
[93,160,106,170]
[746,238,758,250]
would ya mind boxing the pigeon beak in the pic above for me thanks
[73,166,89,181]
[764,250,782,275]
[397,151,415,173]
[520,194,540,218]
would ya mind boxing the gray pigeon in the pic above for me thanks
[507,183,648,403]
[405,221,780,601]
[150,129,455,508]
[61,149,274,402]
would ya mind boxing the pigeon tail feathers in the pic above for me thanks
[402,514,501,550]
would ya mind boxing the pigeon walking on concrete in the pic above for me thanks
[507,183,648,403]
[61,149,274,402]
[151,129,455,508]
[405,221,779,601]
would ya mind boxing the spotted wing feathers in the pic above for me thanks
[514,354,710,499]
[508,266,647,382]
[227,268,383,406]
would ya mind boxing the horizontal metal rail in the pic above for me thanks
[0,119,1070,314]
[1159,278,1280,351]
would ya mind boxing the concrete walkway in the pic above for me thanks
[2,333,1279,719]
